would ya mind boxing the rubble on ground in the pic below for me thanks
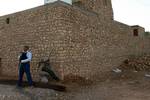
[118,55,150,71]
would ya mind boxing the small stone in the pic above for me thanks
[112,68,122,73]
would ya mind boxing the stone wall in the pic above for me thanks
[46,3,150,80]
[0,2,70,80]
[0,1,149,81]
[72,0,113,20]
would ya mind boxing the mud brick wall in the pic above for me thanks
[0,1,149,81]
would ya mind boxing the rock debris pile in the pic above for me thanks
[119,55,150,71]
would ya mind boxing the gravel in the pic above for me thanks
[0,84,62,100]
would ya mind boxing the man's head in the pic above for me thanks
[23,46,29,52]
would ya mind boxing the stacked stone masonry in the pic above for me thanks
[0,0,149,81]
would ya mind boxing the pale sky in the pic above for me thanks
[0,0,149,31]
[112,0,150,31]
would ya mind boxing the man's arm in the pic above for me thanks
[18,52,23,60]
[21,52,32,63]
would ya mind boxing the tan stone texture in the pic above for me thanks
[0,1,149,80]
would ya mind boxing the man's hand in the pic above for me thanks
[21,60,24,63]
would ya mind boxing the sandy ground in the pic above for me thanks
[0,71,150,100]
[61,71,150,100]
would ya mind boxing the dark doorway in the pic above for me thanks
[6,18,10,24]
[133,29,138,36]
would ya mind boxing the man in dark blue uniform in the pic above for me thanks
[17,46,33,87]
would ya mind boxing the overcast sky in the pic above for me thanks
[0,0,149,31]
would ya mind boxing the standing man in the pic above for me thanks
[17,46,33,87]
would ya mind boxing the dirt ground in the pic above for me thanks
[58,55,150,100]
[0,55,149,100]
[0,70,150,100]
[60,70,150,100]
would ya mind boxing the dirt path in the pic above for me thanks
[0,71,150,100]
[66,81,150,100]
[60,71,150,100]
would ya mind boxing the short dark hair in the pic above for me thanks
[24,46,29,49]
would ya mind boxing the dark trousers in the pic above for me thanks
[17,63,33,86]
[42,67,59,81]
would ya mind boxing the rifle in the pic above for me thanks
[38,48,54,68]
